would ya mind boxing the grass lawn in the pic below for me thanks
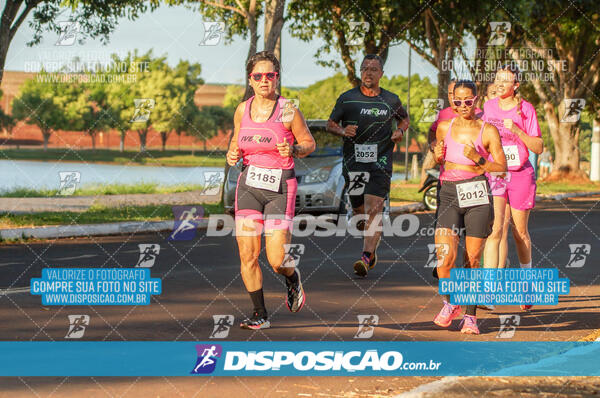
[390,179,600,205]
[537,180,600,195]
[0,183,205,197]
[0,202,224,229]
[0,148,226,167]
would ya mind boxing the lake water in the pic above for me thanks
[0,160,224,191]
[0,160,406,192]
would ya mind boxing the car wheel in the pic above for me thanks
[423,185,438,211]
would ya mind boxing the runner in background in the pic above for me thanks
[432,80,506,334]
[481,64,543,311]
[227,51,316,329]
[539,148,552,180]
[327,54,409,278]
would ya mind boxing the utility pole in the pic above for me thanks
[404,46,411,181]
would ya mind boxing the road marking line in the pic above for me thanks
[50,254,98,261]
[0,286,30,295]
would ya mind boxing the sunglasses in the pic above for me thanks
[452,96,477,107]
[249,72,279,81]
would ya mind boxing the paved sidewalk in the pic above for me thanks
[0,191,220,213]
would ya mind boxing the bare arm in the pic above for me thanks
[226,102,244,166]
[480,123,507,173]
[513,125,543,154]
[433,120,450,164]
[289,109,316,158]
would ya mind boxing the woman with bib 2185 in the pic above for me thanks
[226,51,316,330]
[432,80,506,334]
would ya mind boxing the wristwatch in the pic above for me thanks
[477,156,486,166]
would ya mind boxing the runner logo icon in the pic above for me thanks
[348,22,369,46]
[56,21,80,46]
[347,172,370,196]
[210,316,234,339]
[192,344,222,374]
[201,172,225,196]
[488,22,511,45]
[354,315,379,339]
[425,243,449,268]
[496,314,520,338]
[65,315,89,339]
[135,244,160,268]
[561,99,585,123]
[58,171,80,196]
[281,243,305,268]
[200,22,225,46]
[130,98,155,123]
[420,99,444,123]
[566,243,590,268]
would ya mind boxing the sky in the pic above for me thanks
[4,3,438,89]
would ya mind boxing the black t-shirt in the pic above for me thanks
[329,87,408,173]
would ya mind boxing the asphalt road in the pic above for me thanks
[0,197,599,396]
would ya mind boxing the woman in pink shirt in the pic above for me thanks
[482,64,543,311]
[226,51,316,330]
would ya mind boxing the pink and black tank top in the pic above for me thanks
[238,95,295,170]
[441,118,490,182]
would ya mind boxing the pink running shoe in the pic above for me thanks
[460,314,480,335]
[433,301,461,328]
[520,305,533,311]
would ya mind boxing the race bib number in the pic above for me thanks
[503,145,520,168]
[354,144,377,163]
[245,165,282,192]
[456,180,489,208]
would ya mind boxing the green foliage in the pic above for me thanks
[279,72,437,148]
[223,85,245,108]
[11,72,69,148]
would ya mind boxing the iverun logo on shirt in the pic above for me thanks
[240,134,273,144]
[360,107,388,117]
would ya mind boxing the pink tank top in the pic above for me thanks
[238,96,295,170]
[441,118,489,182]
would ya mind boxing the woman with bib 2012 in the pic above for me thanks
[226,51,316,330]
[482,64,543,311]
[432,80,506,334]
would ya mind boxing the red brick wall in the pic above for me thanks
[0,71,233,150]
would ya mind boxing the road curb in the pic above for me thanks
[3,191,596,240]
[0,220,181,240]
[0,203,425,240]
[390,202,426,215]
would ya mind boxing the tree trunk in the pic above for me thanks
[590,112,600,181]
[242,0,259,101]
[137,129,147,152]
[0,0,37,86]
[90,133,96,150]
[42,129,51,151]
[331,3,360,87]
[264,0,285,92]
[545,100,585,178]
[437,70,450,107]
[161,131,168,151]
[203,139,207,152]
[119,130,125,152]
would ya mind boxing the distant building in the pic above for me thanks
[0,71,235,150]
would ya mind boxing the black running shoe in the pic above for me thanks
[285,269,305,312]
[240,312,270,330]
